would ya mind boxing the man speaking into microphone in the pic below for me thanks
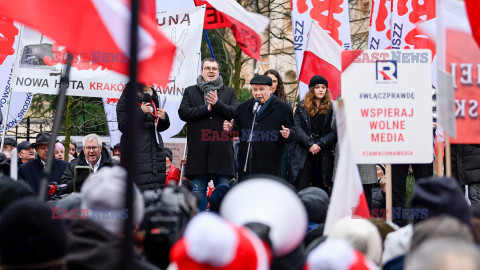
[224,75,295,180]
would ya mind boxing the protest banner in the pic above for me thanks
[291,0,351,100]
[0,20,32,132]
[368,0,392,50]
[341,50,433,164]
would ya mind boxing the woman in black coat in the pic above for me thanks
[116,82,170,191]
[290,75,337,191]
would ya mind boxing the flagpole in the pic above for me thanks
[203,29,216,59]
[445,135,452,177]
[123,0,140,268]
[386,164,392,222]
[1,24,24,151]
[38,53,72,202]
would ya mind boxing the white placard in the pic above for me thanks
[342,50,433,163]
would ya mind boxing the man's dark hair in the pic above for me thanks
[201,58,219,70]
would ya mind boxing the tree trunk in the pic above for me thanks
[63,96,74,161]
[233,43,242,95]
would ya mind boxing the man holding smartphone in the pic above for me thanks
[60,134,119,193]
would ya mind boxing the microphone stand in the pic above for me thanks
[243,108,258,175]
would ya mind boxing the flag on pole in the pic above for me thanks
[298,23,342,100]
[465,0,480,49]
[194,0,269,60]
[324,101,370,235]
[368,0,392,50]
[0,0,176,87]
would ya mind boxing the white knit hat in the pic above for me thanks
[328,217,383,264]
[80,166,145,234]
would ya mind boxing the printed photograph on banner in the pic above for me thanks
[12,26,128,98]
[0,20,33,132]
[341,50,433,164]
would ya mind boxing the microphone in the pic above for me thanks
[252,98,261,114]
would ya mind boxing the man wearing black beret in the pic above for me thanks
[224,75,295,179]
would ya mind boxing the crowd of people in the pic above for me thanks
[0,57,479,269]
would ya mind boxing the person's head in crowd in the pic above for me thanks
[298,187,329,247]
[409,177,470,226]
[304,75,331,117]
[112,143,121,157]
[250,75,273,104]
[470,204,480,244]
[165,147,173,167]
[264,69,287,102]
[81,166,144,235]
[306,239,377,270]
[0,197,67,269]
[220,177,308,270]
[69,139,78,158]
[54,142,65,160]
[31,133,53,162]
[143,185,198,269]
[209,184,230,214]
[17,140,35,164]
[368,219,398,245]
[169,212,270,270]
[376,164,385,179]
[328,216,383,265]
[2,137,17,152]
[405,238,480,270]
[410,215,473,252]
[200,58,220,82]
[82,134,102,167]
[381,224,414,269]
[0,179,34,213]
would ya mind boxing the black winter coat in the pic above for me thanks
[117,87,170,191]
[18,158,69,195]
[289,102,336,187]
[66,219,160,270]
[232,95,295,177]
[178,85,238,178]
[60,147,120,192]
[451,144,480,185]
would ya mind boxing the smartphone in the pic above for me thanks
[74,166,93,192]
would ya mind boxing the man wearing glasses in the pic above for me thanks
[178,58,239,211]
[60,134,119,192]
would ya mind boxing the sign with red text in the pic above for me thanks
[342,50,433,163]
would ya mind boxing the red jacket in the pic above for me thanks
[166,163,180,186]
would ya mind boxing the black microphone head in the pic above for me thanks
[143,93,152,103]
[254,98,261,104]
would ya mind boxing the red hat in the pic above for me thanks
[169,213,270,270]
[305,239,378,270]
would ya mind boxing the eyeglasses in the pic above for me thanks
[84,146,100,151]
[203,67,218,71]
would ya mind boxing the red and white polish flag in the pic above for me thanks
[0,0,176,87]
[324,101,370,235]
[465,0,480,49]
[298,23,342,100]
[368,0,392,50]
[195,0,270,60]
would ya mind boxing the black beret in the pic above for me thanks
[250,75,272,86]
[3,138,17,147]
[309,75,328,88]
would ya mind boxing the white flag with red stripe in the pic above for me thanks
[324,101,370,235]
[203,0,270,60]
[291,0,352,100]
[368,0,392,50]
[0,0,176,87]
[298,23,342,100]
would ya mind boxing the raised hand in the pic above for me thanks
[223,119,234,132]
[279,125,290,139]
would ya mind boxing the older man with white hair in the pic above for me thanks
[60,134,119,193]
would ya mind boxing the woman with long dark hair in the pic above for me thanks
[264,69,287,102]
[290,75,336,191]
[116,82,170,191]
